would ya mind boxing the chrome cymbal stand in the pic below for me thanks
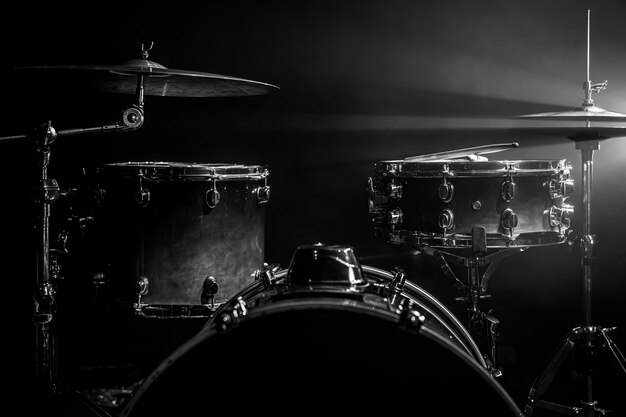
[524,139,626,417]
[0,80,145,396]
[422,227,526,378]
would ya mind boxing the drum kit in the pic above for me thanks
[3,10,626,417]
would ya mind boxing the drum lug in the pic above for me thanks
[367,177,388,213]
[205,178,221,208]
[501,179,518,202]
[135,188,151,207]
[500,208,518,235]
[387,180,403,200]
[256,185,270,204]
[253,263,280,289]
[134,276,149,309]
[206,189,220,208]
[438,178,454,203]
[201,276,219,307]
[549,204,573,230]
[438,208,454,232]
[387,208,403,228]
[550,178,574,198]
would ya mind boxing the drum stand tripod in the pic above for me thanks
[422,227,526,378]
[524,139,626,417]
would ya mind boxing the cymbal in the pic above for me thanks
[13,58,280,98]
[509,126,626,141]
[515,105,626,122]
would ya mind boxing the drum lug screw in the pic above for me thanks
[471,200,482,211]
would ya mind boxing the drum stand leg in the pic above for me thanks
[524,140,626,417]
[422,227,526,378]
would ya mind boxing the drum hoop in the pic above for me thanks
[376,159,571,178]
[206,266,485,368]
[121,290,509,417]
[101,161,269,181]
[361,265,486,367]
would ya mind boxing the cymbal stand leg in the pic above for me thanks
[32,121,61,393]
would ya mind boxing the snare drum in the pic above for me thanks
[368,159,574,248]
[119,244,522,416]
[85,161,270,317]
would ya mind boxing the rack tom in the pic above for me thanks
[85,161,270,317]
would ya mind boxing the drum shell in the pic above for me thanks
[87,162,268,309]
[369,159,572,248]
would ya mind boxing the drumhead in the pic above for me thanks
[100,161,269,181]
[376,159,571,178]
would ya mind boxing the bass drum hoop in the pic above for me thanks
[206,264,486,368]
[120,264,522,417]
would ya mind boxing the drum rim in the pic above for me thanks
[205,265,486,367]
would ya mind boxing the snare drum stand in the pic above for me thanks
[524,139,626,417]
[422,227,526,378]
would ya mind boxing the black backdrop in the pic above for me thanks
[2,1,625,414]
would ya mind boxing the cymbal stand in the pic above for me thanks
[0,77,146,395]
[421,227,527,377]
[524,139,626,417]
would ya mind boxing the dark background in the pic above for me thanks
[2,1,625,415]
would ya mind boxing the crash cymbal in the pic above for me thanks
[13,57,279,98]
[515,105,626,122]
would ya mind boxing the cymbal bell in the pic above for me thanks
[13,57,280,98]
[515,105,626,122]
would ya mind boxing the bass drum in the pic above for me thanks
[120,244,522,416]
